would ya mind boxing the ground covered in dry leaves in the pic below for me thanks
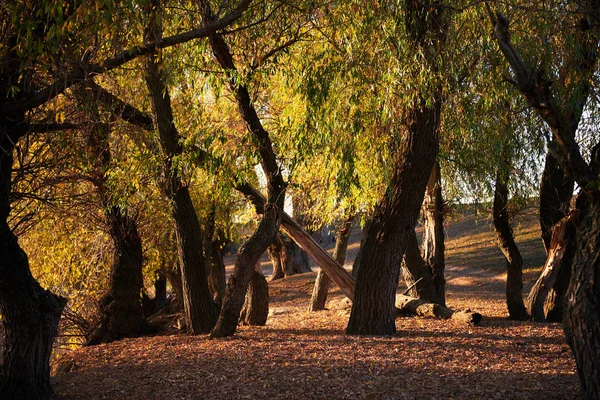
[52,212,579,399]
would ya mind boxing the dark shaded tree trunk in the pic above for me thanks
[201,4,286,338]
[144,2,218,333]
[239,263,269,326]
[347,1,447,336]
[309,215,355,311]
[202,205,227,305]
[351,218,371,278]
[422,161,446,305]
[540,152,574,252]
[154,269,168,311]
[268,234,285,281]
[280,234,311,276]
[492,169,529,321]
[401,229,441,304]
[0,121,67,399]
[527,211,577,322]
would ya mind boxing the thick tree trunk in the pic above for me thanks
[208,238,227,305]
[268,234,285,281]
[154,269,168,311]
[395,295,482,325]
[239,263,269,326]
[422,161,446,305]
[0,126,67,399]
[527,211,577,322]
[87,206,144,345]
[309,215,354,311]
[280,234,311,276]
[144,2,218,333]
[564,200,600,399]
[401,229,441,304]
[492,169,529,321]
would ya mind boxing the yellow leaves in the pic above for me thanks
[55,111,65,123]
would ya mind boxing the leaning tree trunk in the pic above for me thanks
[527,211,577,322]
[309,215,355,311]
[239,262,269,326]
[401,229,441,304]
[346,1,447,336]
[422,160,446,305]
[564,199,600,398]
[144,3,218,333]
[0,123,67,399]
[492,169,529,321]
[202,6,287,338]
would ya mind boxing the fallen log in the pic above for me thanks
[236,183,356,300]
[395,294,482,325]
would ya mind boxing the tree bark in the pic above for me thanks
[401,229,441,304]
[280,234,312,276]
[351,218,371,278]
[422,161,446,305]
[239,263,269,326]
[527,211,577,322]
[0,121,67,399]
[144,2,218,333]
[201,5,286,338]
[492,169,529,321]
[346,1,447,336]
[309,215,354,311]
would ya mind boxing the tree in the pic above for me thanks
[489,1,600,396]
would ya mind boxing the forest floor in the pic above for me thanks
[52,207,580,399]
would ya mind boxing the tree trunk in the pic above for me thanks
[268,234,285,281]
[309,215,354,311]
[154,268,168,311]
[280,234,311,276]
[0,125,67,399]
[540,151,574,252]
[239,263,269,326]
[202,7,286,338]
[351,218,371,278]
[144,2,218,333]
[401,229,441,304]
[527,211,577,322]
[87,206,144,345]
[208,237,227,305]
[422,160,446,305]
[492,169,529,321]
[564,200,600,398]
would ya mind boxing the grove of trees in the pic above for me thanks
[0,0,599,399]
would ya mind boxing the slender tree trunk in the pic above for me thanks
[208,237,227,305]
[202,4,286,338]
[309,215,354,311]
[422,161,446,305]
[0,122,67,399]
[144,3,218,333]
[347,1,446,336]
[401,229,441,304]
[153,268,168,310]
[268,234,285,281]
[492,169,529,321]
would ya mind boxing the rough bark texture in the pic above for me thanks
[401,230,441,304]
[309,216,354,311]
[527,211,577,322]
[492,169,529,321]
[202,4,286,338]
[144,2,218,333]
[422,161,446,305]
[351,219,371,278]
[280,234,311,276]
[346,1,446,336]
[564,199,600,399]
[239,264,269,326]
[0,120,67,399]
